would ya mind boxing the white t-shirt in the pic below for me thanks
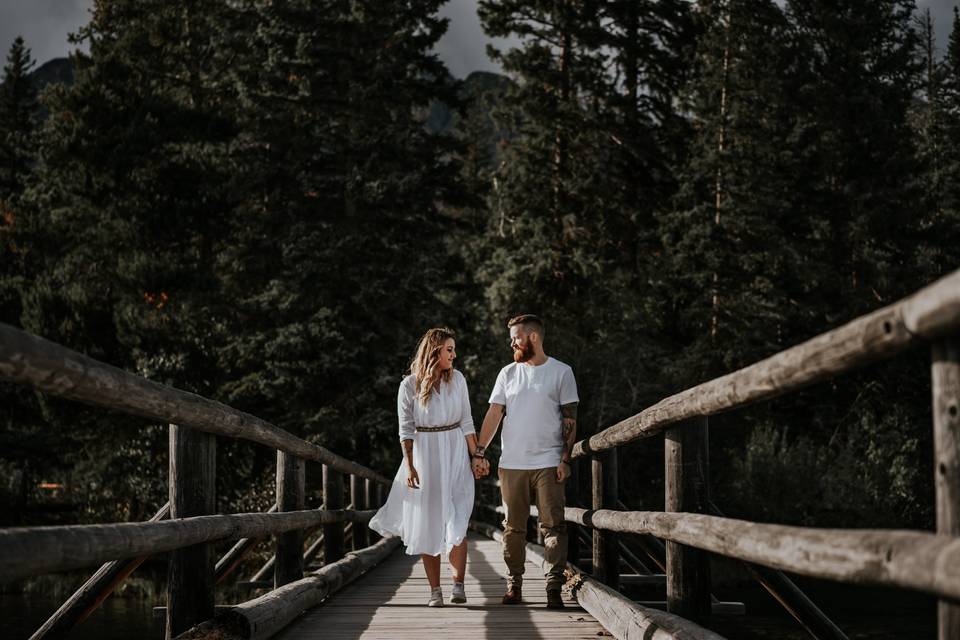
[488,357,579,469]
[397,370,475,441]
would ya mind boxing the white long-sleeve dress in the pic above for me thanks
[368,370,476,556]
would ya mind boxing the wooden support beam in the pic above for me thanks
[619,574,666,586]
[250,504,324,583]
[323,465,345,564]
[564,506,960,603]
[29,502,170,640]
[173,536,401,640]
[665,416,710,624]
[708,499,848,640]
[275,452,305,588]
[0,323,389,485]
[469,520,725,640]
[591,449,619,588]
[166,424,216,639]
[934,338,960,640]
[571,269,960,457]
[214,504,278,584]
[365,478,378,542]
[0,509,374,583]
[351,475,368,549]
[565,456,580,567]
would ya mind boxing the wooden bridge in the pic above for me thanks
[1,269,959,640]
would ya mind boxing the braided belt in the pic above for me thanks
[416,422,460,433]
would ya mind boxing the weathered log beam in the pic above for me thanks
[469,520,725,640]
[249,502,358,582]
[571,576,728,640]
[934,337,960,640]
[592,449,619,588]
[665,417,710,623]
[565,507,960,603]
[351,475,369,550]
[249,502,328,583]
[707,500,848,640]
[275,452,305,588]
[0,509,375,584]
[573,269,960,457]
[323,466,345,564]
[214,504,279,584]
[0,322,389,485]
[29,502,170,640]
[173,536,401,640]
[166,424,216,639]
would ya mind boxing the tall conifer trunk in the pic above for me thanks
[554,0,572,230]
[712,2,732,341]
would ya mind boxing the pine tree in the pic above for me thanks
[786,0,922,314]
[929,6,960,274]
[10,0,243,521]
[0,36,36,202]
[474,0,694,472]
[0,35,38,328]
[661,0,802,383]
[0,37,41,522]
[215,0,466,469]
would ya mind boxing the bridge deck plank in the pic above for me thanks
[277,532,606,639]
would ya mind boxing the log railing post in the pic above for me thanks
[275,452,305,588]
[166,424,216,640]
[665,416,710,623]
[350,474,368,549]
[933,338,960,640]
[591,449,619,588]
[323,465,345,564]
[365,478,379,542]
[565,456,580,567]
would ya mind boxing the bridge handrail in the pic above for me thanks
[572,268,960,457]
[565,507,960,603]
[0,322,390,485]
[0,508,375,584]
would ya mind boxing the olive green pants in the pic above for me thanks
[499,467,567,591]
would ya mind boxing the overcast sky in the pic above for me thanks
[0,0,956,77]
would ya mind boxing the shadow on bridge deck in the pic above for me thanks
[274,532,605,639]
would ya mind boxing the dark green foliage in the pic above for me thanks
[662,0,802,384]
[0,36,36,201]
[2,0,467,522]
[214,0,466,473]
[1,0,953,536]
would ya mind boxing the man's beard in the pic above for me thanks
[513,342,534,363]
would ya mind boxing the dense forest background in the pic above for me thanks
[1,0,959,536]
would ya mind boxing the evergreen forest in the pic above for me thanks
[2,0,959,544]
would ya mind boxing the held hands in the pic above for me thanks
[406,465,420,489]
[471,457,490,479]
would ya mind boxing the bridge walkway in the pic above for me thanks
[277,532,605,640]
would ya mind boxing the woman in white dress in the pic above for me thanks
[369,327,482,607]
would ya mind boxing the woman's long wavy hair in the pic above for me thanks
[410,327,455,406]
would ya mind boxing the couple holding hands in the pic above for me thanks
[369,314,579,609]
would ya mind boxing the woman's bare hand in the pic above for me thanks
[406,466,420,489]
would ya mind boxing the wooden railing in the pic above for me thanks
[568,268,960,640]
[0,323,396,640]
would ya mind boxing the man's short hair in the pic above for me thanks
[507,314,545,337]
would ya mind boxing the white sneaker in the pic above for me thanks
[450,581,466,604]
[428,586,444,607]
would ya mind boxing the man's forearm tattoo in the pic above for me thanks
[561,402,578,437]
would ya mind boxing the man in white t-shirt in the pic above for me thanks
[472,314,579,609]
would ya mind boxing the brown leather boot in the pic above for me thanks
[502,585,522,604]
[546,589,564,609]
